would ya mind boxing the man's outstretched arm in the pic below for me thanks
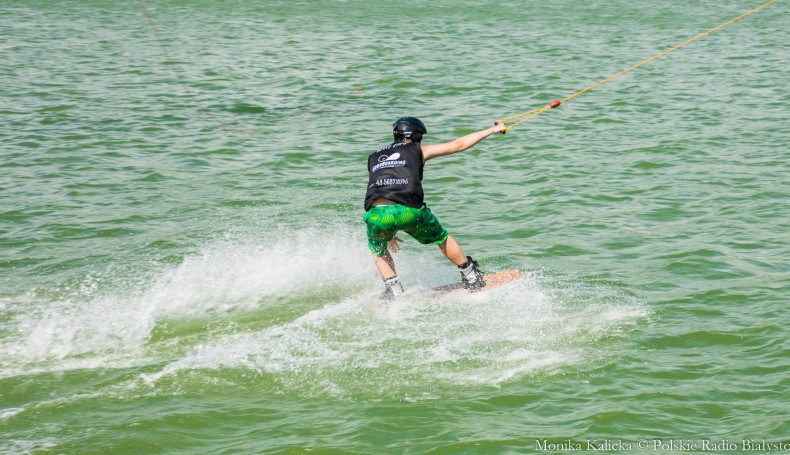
[422,123,505,162]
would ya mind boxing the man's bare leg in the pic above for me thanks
[439,235,486,290]
[373,251,404,299]
[438,235,467,266]
[373,251,397,279]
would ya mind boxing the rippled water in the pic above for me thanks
[1,0,788,453]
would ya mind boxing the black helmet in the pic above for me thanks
[393,117,427,142]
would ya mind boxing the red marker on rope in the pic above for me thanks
[497,0,778,134]
[497,99,563,133]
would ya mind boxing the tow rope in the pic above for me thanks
[136,0,262,133]
[496,0,778,133]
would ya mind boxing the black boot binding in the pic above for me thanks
[458,256,486,291]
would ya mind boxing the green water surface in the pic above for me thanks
[1,0,788,453]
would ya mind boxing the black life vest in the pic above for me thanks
[364,141,424,211]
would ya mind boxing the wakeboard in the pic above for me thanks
[429,269,524,296]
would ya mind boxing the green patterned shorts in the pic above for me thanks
[363,204,449,256]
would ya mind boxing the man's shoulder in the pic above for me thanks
[374,142,401,153]
[369,142,422,163]
[382,142,422,153]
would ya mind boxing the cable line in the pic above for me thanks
[497,0,778,133]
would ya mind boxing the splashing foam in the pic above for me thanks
[141,269,648,397]
[142,228,372,317]
[2,225,648,397]
[0,227,373,377]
